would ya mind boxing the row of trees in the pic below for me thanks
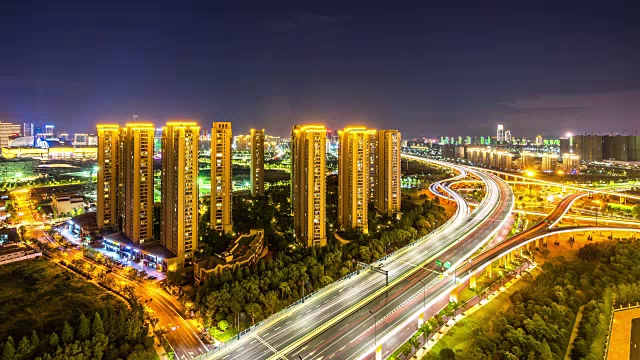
[194,197,448,334]
[424,239,640,360]
[1,302,154,360]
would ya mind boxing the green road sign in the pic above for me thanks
[444,261,451,269]
[435,260,442,267]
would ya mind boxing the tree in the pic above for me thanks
[279,282,290,299]
[60,321,74,344]
[48,332,59,349]
[18,226,27,241]
[2,337,16,360]
[16,336,33,358]
[245,303,262,325]
[540,248,550,262]
[217,320,229,332]
[92,312,104,336]
[540,338,552,360]
[439,348,455,360]
[30,330,40,350]
[77,313,90,341]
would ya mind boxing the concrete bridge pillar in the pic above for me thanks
[375,344,382,360]
[538,238,544,248]
[470,275,477,289]
[488,265,493,278]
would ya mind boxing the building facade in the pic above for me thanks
[0,121,21,150]
[211,122,233,233]
[121,123,155,243]
[161,121,200,268]
[250,128,265,197]
[541,153,558,172]
[96,125,120,230]
[375,130,402,217]
[291,125,327,247]
[338,127,371,234]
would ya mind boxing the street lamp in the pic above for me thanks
[418,278,426,309]
[368,310,377,345]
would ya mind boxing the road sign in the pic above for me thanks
[444,261,451,269]
[435,260,442,267]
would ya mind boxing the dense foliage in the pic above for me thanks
[428,239,640,360]
[0,302,154,360]
[194,197,448,333]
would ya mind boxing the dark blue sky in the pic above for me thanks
[2,1,640,137]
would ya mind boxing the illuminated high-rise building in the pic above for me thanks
[45,125,54,138]
[497,124,504,143]
[211,122,233,233]
[96,124,121,230]
[542,153,558,172]
[161,121,200,268]
[22,123,34,137]
[250,128,265,197]
[338,127,371,234]
[535,135,543,146]
[504,130,512,144]
[562,153,580,173]
[291,125,327,247]
[375,130,402,217]
[121,123,155,243]
[520,151,535,171]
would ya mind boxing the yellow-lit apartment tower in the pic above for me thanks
[376,130,402,217]
[211,122,233,233]
[97,124,120,230]
[291,125,327,247]
[161,122,200,268]
[250,128,265,197]
[121,123,155,243]
[338,127,372,234]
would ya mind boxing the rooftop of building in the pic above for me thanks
[0,243,36,256]
[196,229,265,272]
[70,212,98,231]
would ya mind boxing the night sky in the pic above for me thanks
[2,1,640,137]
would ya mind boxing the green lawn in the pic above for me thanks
[424,267,541,358]
[0,258,123,341]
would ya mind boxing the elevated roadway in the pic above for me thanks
[204,157,514,360]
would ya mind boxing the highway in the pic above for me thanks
[204,156,514,360]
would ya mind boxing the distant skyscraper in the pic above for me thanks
[602,135,628,161]
[535,135,543,146]
[574,135,602,162]
[22,123,34,137]
[497,124,504,143]
[562,153,580,173]
[0,121,21,149]
[520,151,535,170]
[375,130,402,217]
[250,128,265,197]
[45,125,54,138]
[338,127,372,234]
[504,130,512,144]
[121,123,155,243]
[161,121,200,268]
[291,125,327,247]
[211,122,233,233]
[541,153,558,172]
[96,124,121,230]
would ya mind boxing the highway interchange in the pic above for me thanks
[205,156,514,360]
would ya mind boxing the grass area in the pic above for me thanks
[0,258,123,341]
[424,266,541,358]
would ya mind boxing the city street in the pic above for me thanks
[10,188,206,360]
